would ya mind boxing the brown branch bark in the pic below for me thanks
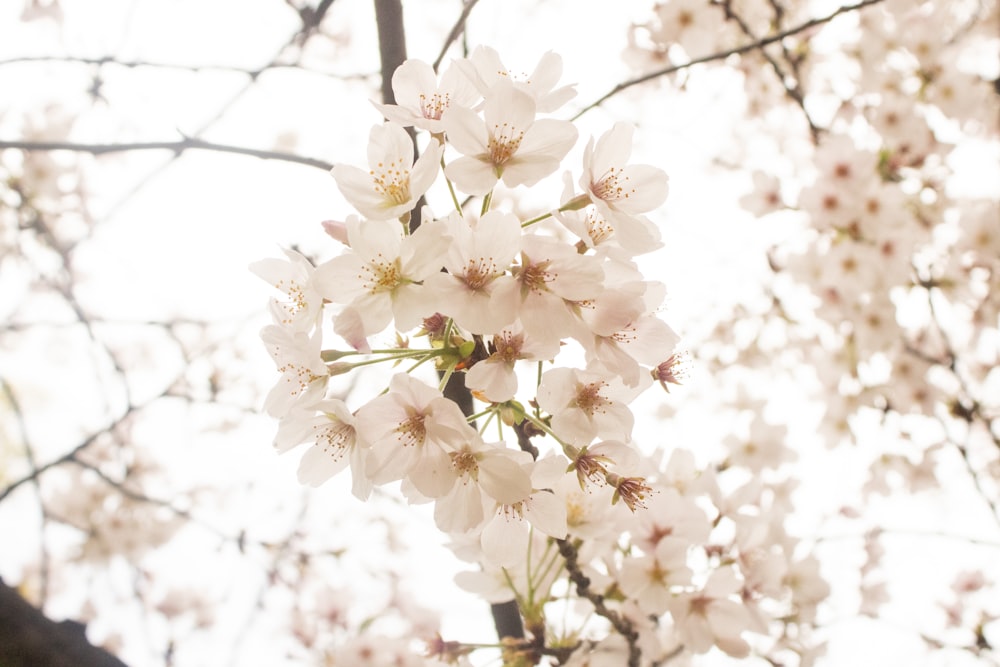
[0,577,129,667]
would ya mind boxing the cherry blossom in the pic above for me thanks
[330,121,443,221]
[442,80,577,194]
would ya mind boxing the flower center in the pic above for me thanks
[462,256,499,291]
[314,420,355,461]
[360,252,403,294]
[396,410,427,447]
[450,449,479,479]
[574,381,610,416]
[419,92,451,120]
[592,166,635,203]
[488,122,525,167]
[273,278,308,325]
[493,331,524,364]
[516,255,554,295]
[370,157,412,205]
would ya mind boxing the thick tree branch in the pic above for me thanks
[0,577,129,667]
[573,0,885,119]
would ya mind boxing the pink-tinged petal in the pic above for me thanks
[349,445,373,501]
[313,253,364,303]
[476,210,522,262]
[333,306,371,353]
[331,163,384,213]
[524,490,567,538]
[478,454,532,504]
[365,438,420,484]
[273,414,316,453]
[445,155,498,195]
[610,164,669,213]
[518,118,577,162]
[528,51,563,97]
[465,358,517,402]
[592,122,634,174]
[483,82,536,137]
[442,105,489,156]
[481,514,529,568]
[391,59,439,110]
[435,482,485,533]
[400,217,449,279]
[297,439,350,485]
[408,445,456,499]
[501,154,562,188]
[367,121,413,168]
[530,455,568,488]
[390,283,435,332]
[536,368,578,414]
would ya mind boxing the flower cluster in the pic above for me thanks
[256,46,829,665]
[630,0,999,662]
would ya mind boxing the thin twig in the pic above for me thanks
[572,0,885,120]
[432,0,482,72]
[0,138,334,170]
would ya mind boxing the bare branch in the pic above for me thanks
[573,0,885,120]
[0,138,333,171]
[432,0,482,72]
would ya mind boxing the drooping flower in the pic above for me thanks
[330,122,442,221]
[443,80,577,195]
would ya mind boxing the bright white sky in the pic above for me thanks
[1,0,998,666]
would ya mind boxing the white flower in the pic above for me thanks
[618,537,692,615]
[249,248,324,333]
[667,567,755,658]
[274,399,372,500]
[504,234,605,349]
[355,373,476,493]
[423,210,521,334]
[455,46,577,113]
[536,366,641,445]
[443,80,577,195]
[313,217,449,350]
[373,59,479,133]
[259,325,329,418]
[479,455,569,567]
[464,323,560,403]
[331,122,442,220]
[432,437,533,534]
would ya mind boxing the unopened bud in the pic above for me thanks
[321,220,349,245]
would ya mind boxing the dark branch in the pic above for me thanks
[0,577,129,667]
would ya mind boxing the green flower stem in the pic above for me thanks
[520,210,554,228]
[441,155,462,214]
